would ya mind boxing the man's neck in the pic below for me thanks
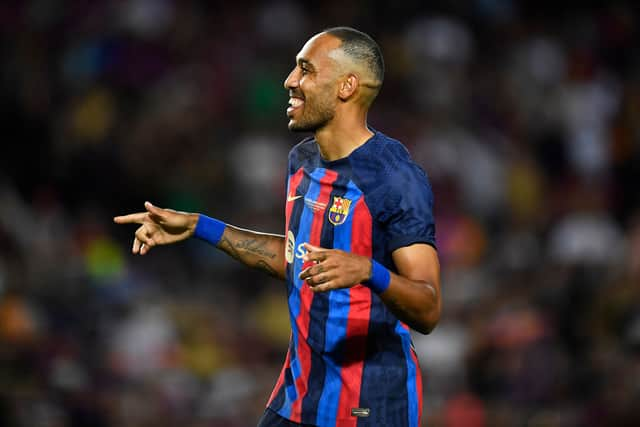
[314,118,374,162]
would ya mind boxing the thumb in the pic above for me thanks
[145,201,166,221]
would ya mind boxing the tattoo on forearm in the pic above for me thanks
[219,236,242,261]
[218,235,279,277]
[235,239,277,259]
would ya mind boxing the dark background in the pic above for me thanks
[1,1,639,426]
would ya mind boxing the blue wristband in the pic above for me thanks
[193,215,226,246]
[364,260,391,294]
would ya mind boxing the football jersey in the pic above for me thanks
[267,130,436,427]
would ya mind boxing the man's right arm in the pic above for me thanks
[114,201,286,280]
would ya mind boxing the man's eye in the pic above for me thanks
[301,67,310,75]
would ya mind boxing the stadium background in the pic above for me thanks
[1,1,639,426]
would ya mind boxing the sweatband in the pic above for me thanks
[193,214,225,245]
[365,260,391,294]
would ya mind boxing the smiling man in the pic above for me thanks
[114,27,441,427]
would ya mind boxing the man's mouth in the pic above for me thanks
[287,97,304,115]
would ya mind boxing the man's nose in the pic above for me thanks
[284,69,298,90]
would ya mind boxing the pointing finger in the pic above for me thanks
[114,212,147,224]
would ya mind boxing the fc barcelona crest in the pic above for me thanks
[328,196,352,225]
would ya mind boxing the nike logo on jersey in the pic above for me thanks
[287,194,303,202]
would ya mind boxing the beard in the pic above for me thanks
[288,96,335,132]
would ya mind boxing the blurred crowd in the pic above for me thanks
[1,1,639,426]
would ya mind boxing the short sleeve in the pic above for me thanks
[379,164,436,253]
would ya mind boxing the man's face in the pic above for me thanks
[284,33,342,132]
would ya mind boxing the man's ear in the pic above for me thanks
[338,74,359,101]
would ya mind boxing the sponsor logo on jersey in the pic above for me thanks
[285,230,295,264]
[286,231,312,264]
[295,242,307,259]
[328,196,352,225]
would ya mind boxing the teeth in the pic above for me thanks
[289,98,303,107]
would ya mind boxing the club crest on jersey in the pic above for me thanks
[328,196,352,226]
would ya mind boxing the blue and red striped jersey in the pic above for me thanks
[267,130,436,427]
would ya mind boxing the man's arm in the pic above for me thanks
[114,201,286,279]
[380,244,441,334]
[216,225,286,279]
[298,243,441,334]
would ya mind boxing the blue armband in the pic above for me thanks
[364,260,391,294]
[193,215,225,246]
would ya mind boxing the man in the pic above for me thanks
[114,27,441,427]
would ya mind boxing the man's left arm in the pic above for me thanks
[380,243,441,334]
[299,242,441,334]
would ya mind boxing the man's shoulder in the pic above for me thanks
[354,132,435,230]
[352,131,426,186]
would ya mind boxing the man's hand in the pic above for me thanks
[113,201,199,255]
[299,242,441,333]
[298,243,371,292]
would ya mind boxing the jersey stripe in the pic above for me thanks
[315,182,364,426]
[267,168,304,412]
[290,168,338,422]
[267,344,291,408]
[410,347,423,425]
[284,168,306,290]
[285,168,305,252]
[302,174,350,423]
[395,321,421,427]
[336,195,373,426]
[281,168,319,418]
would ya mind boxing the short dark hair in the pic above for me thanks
[322,26,384,85]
